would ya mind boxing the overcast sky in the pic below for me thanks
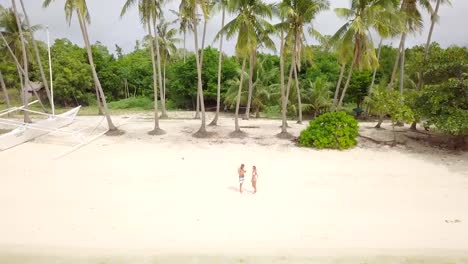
[2,0,468,56]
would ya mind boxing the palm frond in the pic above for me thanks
[334,7,354,19]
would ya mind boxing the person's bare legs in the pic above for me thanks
[252,181,257,194]
[239,183,243,193]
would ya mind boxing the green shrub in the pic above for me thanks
[299,111,359,150]
[165,99,177,110]
[108,97,153,110]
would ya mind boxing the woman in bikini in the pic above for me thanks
[251,165,258,194]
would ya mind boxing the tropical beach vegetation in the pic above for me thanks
[0,0,466,147]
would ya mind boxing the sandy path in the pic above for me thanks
[1,114,468,261]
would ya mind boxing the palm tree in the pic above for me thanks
[0,5,33,65]
[243,25,275,120]
[332,0,401,109]
[274,6,290,135]
[43,0,117,131]
[121,0,164,134]
[331,38,353,107]
[183,0,209,135]
[370,4,405,91]
[369,37,383,90]
[19,0,53,107]
[304,78,332,118]
[387,0,432,93]
[152,11,167,119]
[416,0,451,90]
[218,0,272,133]
[251,55,281,117]
[11,0,40,121]
[1,3,47,118]
[169,9,191,63]
[224,60,276,118]
[193,0,214,120]
[157,19,180,103]
[209,0,228,126]
[171,5,203,120]
[243,49,256,120]
[280,0,329,123]
[223,68,248,110]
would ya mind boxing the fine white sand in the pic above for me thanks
[1,112,468,262]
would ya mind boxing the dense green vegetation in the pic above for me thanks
[299,111,358,150]
[3,39,465,130]
[0,0,466,146]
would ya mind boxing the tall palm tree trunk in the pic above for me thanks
[194,19,208,120]
[153,18,167,118]
[200,19,208,68]
[399,34,406,96]
[95,86,103,115]
[293,33,302,123]
[147,23,163,134]
[210,6,225,126]
[19,0,52,107]
[1,32,28,121]
[388,33,404,90]
[285,63,294,110]
[370,38,383,89]
[77,11,116,131]
[333,63,346,107]
[417,0,441,90]
[193,16,207,134]
[234,58,247,132]
[293,60,302,124]
[195,90,200,118]
[163,63,166,102]
[396,34,407,126]
[0,71,11,114]
[12,0,34,121]
[16,65,30,122]
[338,50,358,108]
[244,50,256,120]
[279,21,288,133]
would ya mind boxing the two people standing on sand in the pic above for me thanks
[238,164,258,194]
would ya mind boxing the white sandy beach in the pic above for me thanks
[1,112,468,263]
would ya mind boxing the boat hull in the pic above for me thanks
[0,106,81,151]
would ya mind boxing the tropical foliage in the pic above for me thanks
[1,0,464,145]
[299,111,359,149]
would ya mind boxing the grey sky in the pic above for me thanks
[3,0,468,56]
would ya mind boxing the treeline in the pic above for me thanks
[2,38,466,115]
[1,36,467,137]
[1,0,466,140]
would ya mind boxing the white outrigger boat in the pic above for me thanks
[0,27,114,157]
[0,102,81,151]
[0,25,87,153]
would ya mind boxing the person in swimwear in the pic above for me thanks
[238,164,246,193]
[251,165,258,194]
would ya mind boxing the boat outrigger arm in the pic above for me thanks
[0,100,82,151]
